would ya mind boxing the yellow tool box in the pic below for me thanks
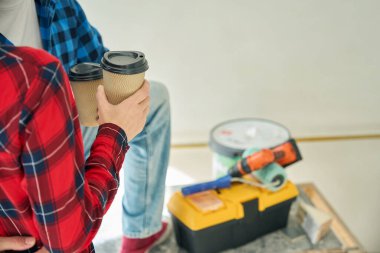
[168,180,298,253]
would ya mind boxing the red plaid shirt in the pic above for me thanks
[0,46,129,252]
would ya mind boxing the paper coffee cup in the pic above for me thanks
[101,51,149,105]
[69,63,103,127]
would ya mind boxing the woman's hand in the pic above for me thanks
[0,236,48,252]
[0,236,36,251]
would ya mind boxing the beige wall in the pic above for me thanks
[79,0,380,143]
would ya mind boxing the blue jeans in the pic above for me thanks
[81,81,171,238]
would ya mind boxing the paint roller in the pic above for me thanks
[181,138,302,196]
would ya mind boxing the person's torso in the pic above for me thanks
[0,45,94,253]
[0,46,45,244]
[0,0,106,73]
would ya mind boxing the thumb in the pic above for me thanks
[0,236,36,251]
[96,85,110,108]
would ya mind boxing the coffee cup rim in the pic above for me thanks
[101,51,149,75]
[69,63,103,82]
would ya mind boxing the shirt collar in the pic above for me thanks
[35,0,54,6]
[0,33,14,46]
[34,0,56,51]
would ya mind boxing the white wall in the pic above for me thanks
[78,0,380,144]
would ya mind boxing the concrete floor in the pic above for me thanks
[93,139,380,253]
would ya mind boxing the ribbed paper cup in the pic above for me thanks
[71,79,103,126]
[101,51,149,105]
[69,63,103,127]
[103,71,145,105]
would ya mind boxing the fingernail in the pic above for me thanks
[25,237,35,245]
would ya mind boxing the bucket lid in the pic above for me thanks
[101,51,149,75]
[209,118,291,157]
[69,63,103,81]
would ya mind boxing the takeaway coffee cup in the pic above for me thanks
[101,51,149,105]
[69,63,103,127]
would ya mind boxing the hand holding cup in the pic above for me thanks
[96,80,150,141]
[70,51,149,128]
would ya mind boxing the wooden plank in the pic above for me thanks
[301,250,344,253]
[299,183,366,252]
[171,134,380,149]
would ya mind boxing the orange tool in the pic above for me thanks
[228,139,302,177]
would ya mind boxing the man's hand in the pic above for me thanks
[96,80,150,141]
[0,236,36,251]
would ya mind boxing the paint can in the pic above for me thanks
[209,118,291,178]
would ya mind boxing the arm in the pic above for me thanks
[21,56,127,252]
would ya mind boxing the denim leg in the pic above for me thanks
[122,81,171,238]
[81,125,98,159]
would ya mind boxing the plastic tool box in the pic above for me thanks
[168,180,298,253]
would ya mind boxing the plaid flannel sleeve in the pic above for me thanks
[73,0,108,64]
[20,51,127,252]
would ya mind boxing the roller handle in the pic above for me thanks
[181,175,232,196]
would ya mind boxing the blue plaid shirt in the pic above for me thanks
[0,0,107,73]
